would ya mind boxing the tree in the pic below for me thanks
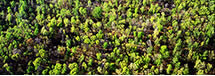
[160,45,169,58]
[41,26,49,35]
[96,30,103,39]
[62,63,67,74]
[3,63,13,74]
[34,27,39,36]
[103,42,108,49]
[55,63,62,75]
[10,1,15,8]
[92,7,102,19]
[84,38,91,44]
[57,17,63,27]
[79,7,87,16]
[33,57,42,71]
[82,62,87,70]
[42,69,49,75]
[6,13,12,22]
[66,40,71,47]
[64,18,70,27]
[166,64,172,74]
[103,2,110,12]
[96,53,102,60]
[137,32,143,39]
[39,49,47,58]
[88,57,93,66]
[69,63,79,75]
[49,17,56,27]
[126,9,132,18]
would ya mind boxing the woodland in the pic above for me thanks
[0,0,214,75]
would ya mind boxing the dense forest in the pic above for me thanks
[0,0,214,75]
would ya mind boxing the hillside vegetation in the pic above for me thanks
[0,0,214,75]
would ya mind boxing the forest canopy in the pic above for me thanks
[0,0,214,75]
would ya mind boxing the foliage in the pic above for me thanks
[0,0,214,75]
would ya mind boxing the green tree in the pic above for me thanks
[64,18,70,27]
[96,53,102,60]
[52,63,62,75]
[33,57,42,70]
[160,45,169,58]
[3,63,13,74]
[41,26,49,35]
[92,7,102,19]
[69,63,79,75]
[103,2,110,12]
[39,49,47,58]
[166,64,172,74]
[62,63,67,74]
[6,13,12,22]
[103,42,108,49]
[79,7,87,16]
